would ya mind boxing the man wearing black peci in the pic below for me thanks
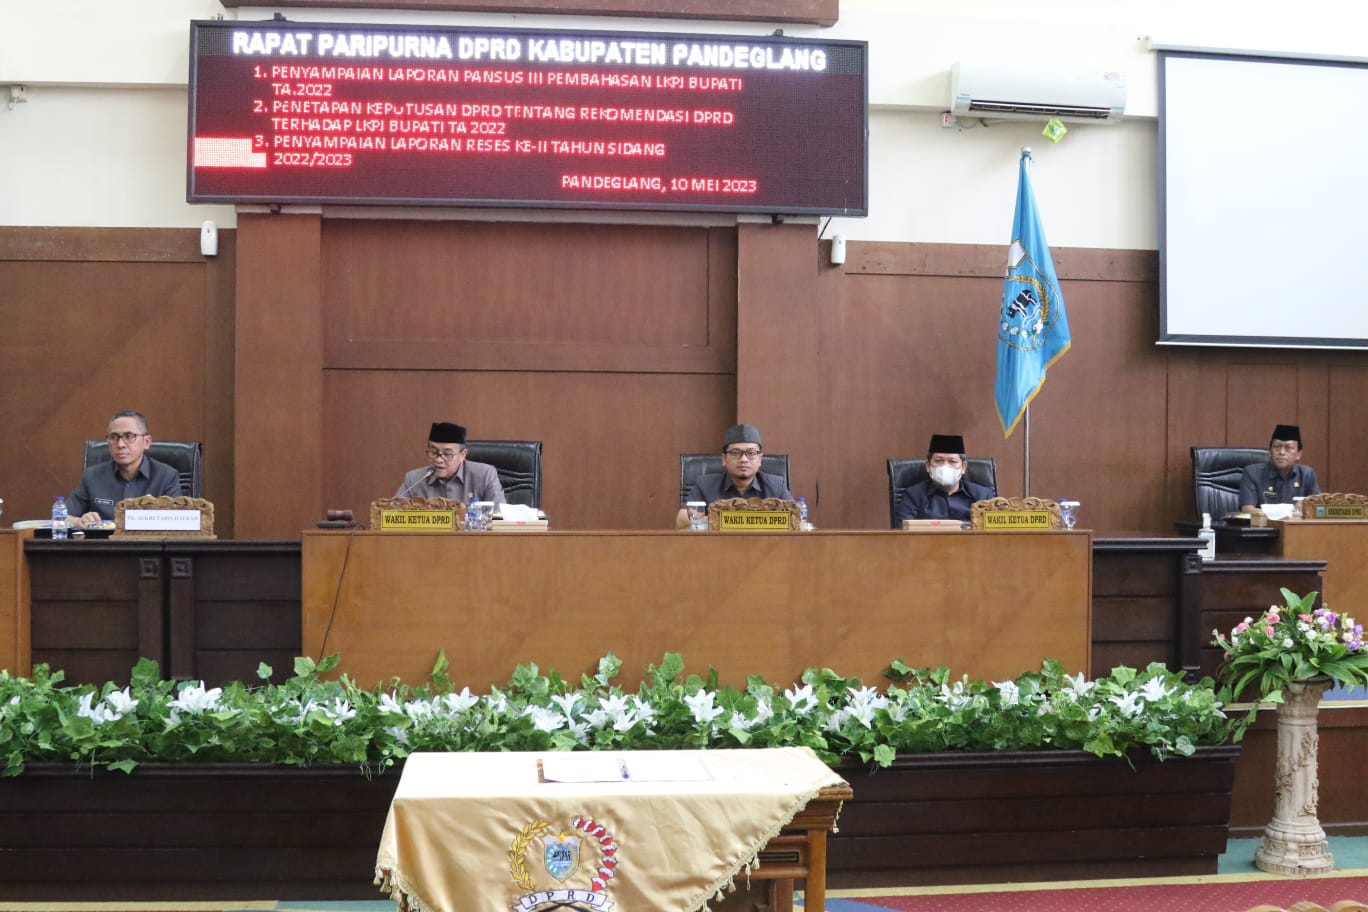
[895,433,995,524]
[675,423,792,529]
[395,421,505,506]
[1239,423,1320,514]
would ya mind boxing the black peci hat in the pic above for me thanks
[1270,424,1301,447]
[927,433,965,456]
[723,424,764,448]
[429,422,467,445]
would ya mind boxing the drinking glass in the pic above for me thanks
[1058,500,1080,530]
[686,501,708,531]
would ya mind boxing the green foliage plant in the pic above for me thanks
[0,652,1231,777]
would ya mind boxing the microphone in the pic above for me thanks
[396,468,435,498]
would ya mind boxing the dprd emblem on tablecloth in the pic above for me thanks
[544,833,580,881]
[509,816,619,911]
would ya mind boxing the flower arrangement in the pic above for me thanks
[0,652,1230,777]
[1212,588,1368,722]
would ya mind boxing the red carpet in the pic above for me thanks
[826,874,1368,912]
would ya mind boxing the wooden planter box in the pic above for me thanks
[0,746,1240,902]
[828,745,1242,888]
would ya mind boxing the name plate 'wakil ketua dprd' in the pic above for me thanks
[709,497,800,532]
[971,497,1063,531]
[370,497,465,531]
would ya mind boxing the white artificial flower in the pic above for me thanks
[1109,692,1143,717]
[847,700,878,729]
[784,683,817,714]
[583,708,610,729]
[751,699,774,725]
[441,688,479,714]
[323,698,356,725]
[597,693,631,720]
[935,682,971,711]
[169,682,223,714]
[567,720,591,742]
[1138,677,1172,703]
[403,699,435,721]
[378,692,404,714]
[611,711,639,733]
[384,726,410,745]
[684,689,724,725]
[994,680,1020,706]
[526,705,564,732]
[104,687,136,715]
[1284,637,1295,649]
[549,692,581,719]
[823,708,849,733]
[730,710,756,730]
[630,695,656,724]
[1061,672,1094,697]
[483,693,509,714]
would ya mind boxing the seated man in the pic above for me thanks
[1239,423,1320,513]
[395,421,505,506]
[69,409,181,528]
[675,423,792,529]
[895,433,995,524]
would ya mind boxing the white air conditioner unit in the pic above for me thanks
[949,62,1127,124]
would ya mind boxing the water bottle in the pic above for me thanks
[51,496,69,541]
[1197,512,1216,562]
[796,497,812,531]
[466,492,479,531]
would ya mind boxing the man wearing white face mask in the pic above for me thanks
[895,434,995,524]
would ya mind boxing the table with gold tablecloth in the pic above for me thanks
[375,747,848,912]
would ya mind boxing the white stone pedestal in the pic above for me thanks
[1254,677,1335,876]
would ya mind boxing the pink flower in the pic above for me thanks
[1265,626,1276,638]
[1236,622,1250,633]
[1267,613,1280,624]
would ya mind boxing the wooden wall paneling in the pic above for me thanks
[1224,363,1302,446]
[1328,364,1368,493]
[202,230,237,538]
[735,222,826,510]
[316,219,737,530]
[0,531,31,676]
[1164,354,1234,524]
[234,213,325,539]
[0,229,212,527]
[323,220,734,374]
[1022,277,1169,533]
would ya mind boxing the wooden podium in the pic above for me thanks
[1276,518,1368,613]
[302,529,1092,690]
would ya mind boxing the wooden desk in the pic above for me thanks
[303,530,1093,689]
[0,529,31,675]
[24,539,301,685]
[1276,519,1368,615]
[375,749,850,912]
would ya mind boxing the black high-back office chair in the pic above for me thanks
[465,440,544,509]
[83,439,203,498]
[1191,446,1266,518]
[679,453,791,504]
[886,457,998,528]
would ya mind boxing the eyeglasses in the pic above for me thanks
[106,432,147,444]
[426,448,463,461]
[724,448,762,461]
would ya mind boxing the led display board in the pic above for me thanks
[187,20,867,215]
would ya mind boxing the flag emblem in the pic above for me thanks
[995,151,1070,436]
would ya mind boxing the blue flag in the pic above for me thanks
[995,150,1070,437]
